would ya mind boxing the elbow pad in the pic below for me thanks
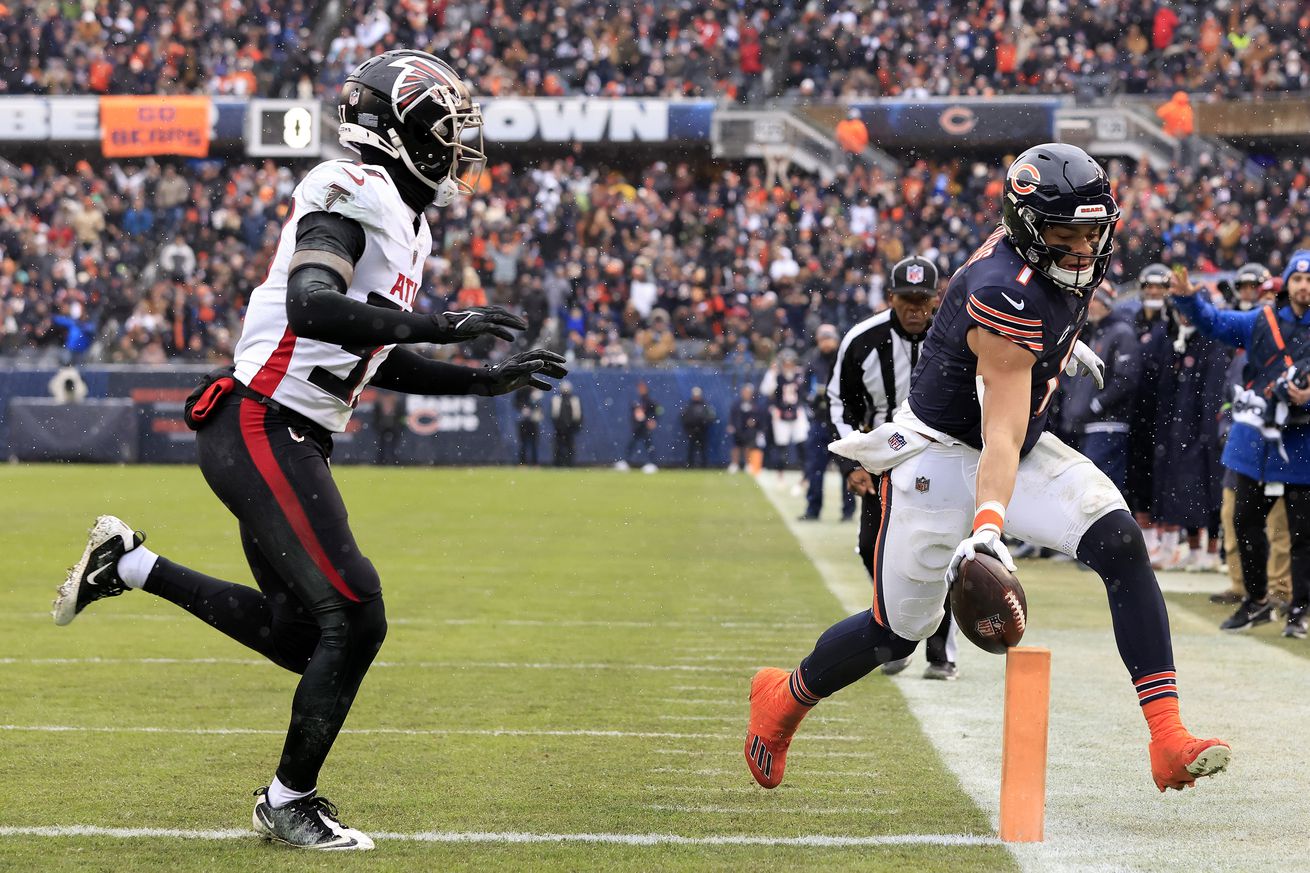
[286,265,349,335]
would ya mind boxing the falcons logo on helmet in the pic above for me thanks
[389,55,462,120]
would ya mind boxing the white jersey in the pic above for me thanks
[234,160,432,432]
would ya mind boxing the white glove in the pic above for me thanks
[945,530,1017,586]
[1065,340,1105,389]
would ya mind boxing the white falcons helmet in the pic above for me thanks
[338,49,485,207]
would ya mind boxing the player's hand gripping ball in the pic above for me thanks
[950,552,1027,655]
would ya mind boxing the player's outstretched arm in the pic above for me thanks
[946,328,1032,584]
[371,346,567,397]
[285,212,527,347]
[971,328,1033,510]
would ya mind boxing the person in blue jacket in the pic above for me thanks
[1170,254,1310,638]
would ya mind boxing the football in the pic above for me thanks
[950,552,1027,655]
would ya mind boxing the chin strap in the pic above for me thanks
[388,128,464,207]
[343,126,462,209]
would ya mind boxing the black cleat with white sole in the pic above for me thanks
[53,515,146,626]
[252,788,374,850]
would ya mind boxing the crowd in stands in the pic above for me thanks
[0,158,294,362]
[3,148,1310,366]
[0,0,323,98]
[3,1,1307,101]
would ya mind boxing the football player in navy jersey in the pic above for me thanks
[745,143,1231,795]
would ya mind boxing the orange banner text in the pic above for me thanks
[100,96,212,158]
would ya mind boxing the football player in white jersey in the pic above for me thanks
[52,50,565,850]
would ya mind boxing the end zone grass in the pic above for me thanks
[0,465,1012,872]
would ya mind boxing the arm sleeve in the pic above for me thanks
[369,346,494,396]
[759,370,778,407]
[286,211,443,346]
[828,335,866,477]
[1169,291,1257,349]
[829,336,860,439]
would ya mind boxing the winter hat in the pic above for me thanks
[1281,250,1310,283]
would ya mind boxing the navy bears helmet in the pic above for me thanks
[1001,143,1120,295]
[1235,263,1273,288]
[338,49,485,207]
[1139,262,1173,289]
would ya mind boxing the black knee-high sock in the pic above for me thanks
[797,609,919,699]
[277,600,387,791]
[1077,510,1175,682]
[142,558,317,673]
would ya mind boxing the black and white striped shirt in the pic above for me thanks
[828,310,927,450]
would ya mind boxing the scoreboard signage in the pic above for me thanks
[0,97,712,150]
[480,98,713,143]
[850,99,1060,149]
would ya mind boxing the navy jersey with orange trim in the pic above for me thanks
[907,227,1089,454]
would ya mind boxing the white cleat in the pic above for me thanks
[53,515,145,626]
[252,788,374,851]
[881,655,913,676]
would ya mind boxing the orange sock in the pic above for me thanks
[1142,695,1185,742]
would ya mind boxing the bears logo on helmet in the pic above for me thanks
[1008,162,1041,196]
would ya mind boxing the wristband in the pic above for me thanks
[973,500,1006,535]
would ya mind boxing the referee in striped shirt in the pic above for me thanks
[827,255,960,680]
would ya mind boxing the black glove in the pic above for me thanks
[472,349,569,396]
[429,306,528,343]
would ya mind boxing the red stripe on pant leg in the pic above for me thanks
[239,399,360,603]
[249,326,298,397]
[870,473,892,626]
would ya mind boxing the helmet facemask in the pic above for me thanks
[392,96,485,207]
[1004,197,1117,294]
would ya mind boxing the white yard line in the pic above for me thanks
[0,724,864,742]
[651,748,875,760]
[655,697,851,708]
[759,471,1306,872]
[657,714,853,725]
[13,613,816,631]
[651,767,875,778]
[642,804,889,815]
[667,685,737,692]
[647,785,882,797]
[0,824,999,848]
[0,657,734,673]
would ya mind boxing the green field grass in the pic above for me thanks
[0,465,1013,872]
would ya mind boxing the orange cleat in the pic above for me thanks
[1148,734,1232,792]
[744,667,814,789]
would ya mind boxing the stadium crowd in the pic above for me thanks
[3,0,1307,100]
[4,149,1310,367]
